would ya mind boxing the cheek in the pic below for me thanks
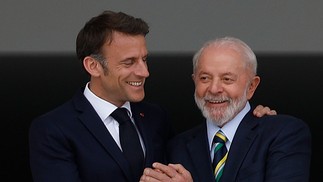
[103,71,120,88]
[226,84,246,98]
[195,83,208,97]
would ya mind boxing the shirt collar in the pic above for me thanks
[83,82,132,121]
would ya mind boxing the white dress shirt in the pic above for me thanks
[83,82,145,155]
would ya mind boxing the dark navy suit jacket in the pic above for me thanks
[29,88,174,182]
[166,110,311,182]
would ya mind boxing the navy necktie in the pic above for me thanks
[212,130,228,182]
[111,108,144,181]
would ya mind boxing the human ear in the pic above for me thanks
[83,56,103,77]
[247,76,260,99]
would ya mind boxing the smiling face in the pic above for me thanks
[84,31,149,107]
[192,45,260,127]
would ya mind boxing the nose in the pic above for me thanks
[208,79,223,94]
[135,60,150,78]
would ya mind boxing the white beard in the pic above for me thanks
[194,89,248,127]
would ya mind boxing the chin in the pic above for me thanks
[130,95,145,103]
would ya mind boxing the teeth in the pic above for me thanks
[128,81,142,86]
[208,100,225,103]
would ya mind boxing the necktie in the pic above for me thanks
[212,130,228,182]
[111,108,144,181]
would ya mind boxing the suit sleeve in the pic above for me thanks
[29,117,81,182]
[265,117,312,181]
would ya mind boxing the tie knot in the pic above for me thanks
[111,108,131,125]
[213,130,227,144]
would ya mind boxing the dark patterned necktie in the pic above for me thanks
[111,107,144,181]
[212,130,228,182]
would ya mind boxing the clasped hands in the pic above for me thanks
[140,162,193,182]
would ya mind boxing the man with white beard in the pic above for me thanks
[140,36,311,182]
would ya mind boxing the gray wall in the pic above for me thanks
[1,0,322,54]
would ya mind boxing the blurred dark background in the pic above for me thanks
[1,53,322,181]
[1,1,322,181]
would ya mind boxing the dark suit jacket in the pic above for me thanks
[29,88,175,182]
[166,110,312,182]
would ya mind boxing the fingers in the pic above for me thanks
[140,163,193,182]
[268,109,277,115]
[253,105,277,117]
[140,165,173,182]
[140,167,166,182]
[168,164,193,181]
[153,162,176,178]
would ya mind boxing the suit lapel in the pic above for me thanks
[73,90,134,181]
[186,123,215,182]
[221,112,258,181]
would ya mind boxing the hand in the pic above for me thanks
[140,162,193,182]
[253,104,277,117]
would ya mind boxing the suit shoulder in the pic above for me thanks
[260,114,308,126]
[30,98,77,128]
[253,114,311,136]
[37,98,74,116]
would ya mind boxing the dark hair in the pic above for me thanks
[76,10,149,62]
